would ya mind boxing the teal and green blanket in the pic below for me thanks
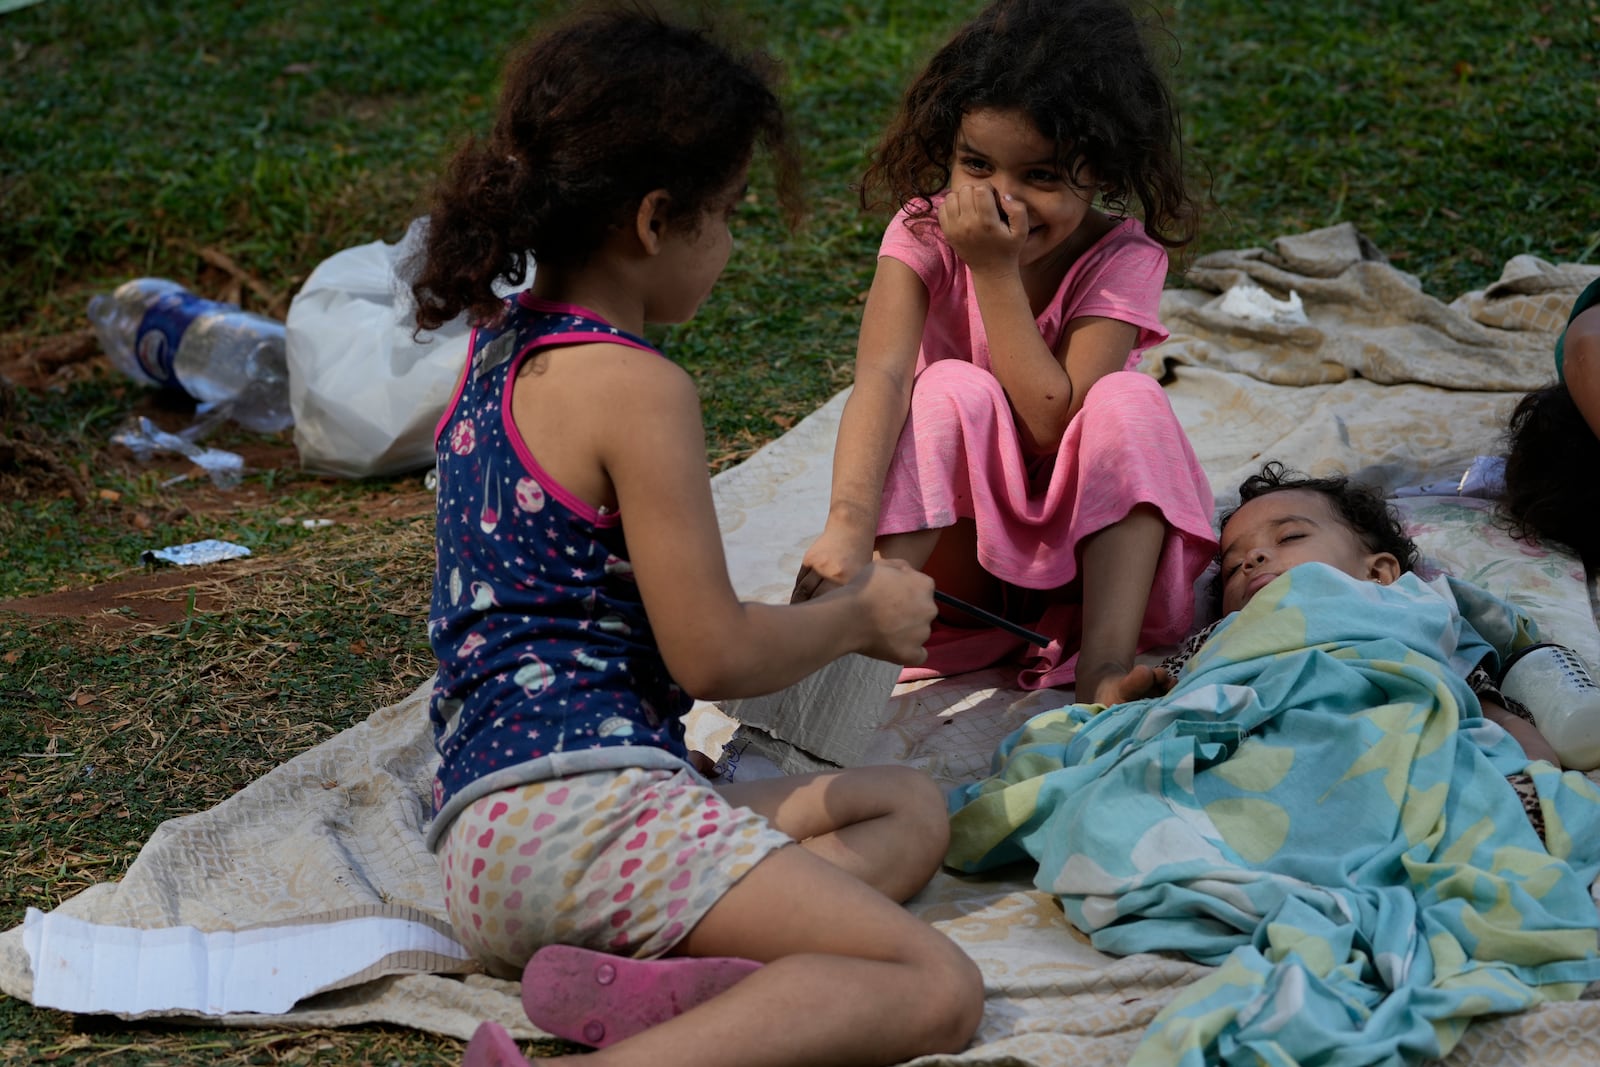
[948,563,1600,1066]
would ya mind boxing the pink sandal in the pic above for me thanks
[462,1020,532,1067]
[520,944,762,1047]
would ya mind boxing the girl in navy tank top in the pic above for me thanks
[409,10,983,1067]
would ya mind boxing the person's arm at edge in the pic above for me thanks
[1563,304,1600,442]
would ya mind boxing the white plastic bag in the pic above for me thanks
[286,218,528,479]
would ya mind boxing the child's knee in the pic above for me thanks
[1081,368,1163,411]
[909,359,1006,413]
[907,932,986,1053]
[881,765,952,835]
[947,949,988,1049]
[876,766,953,886]
[1078,370,1190,455]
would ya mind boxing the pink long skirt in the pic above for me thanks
[878,362,1217,690]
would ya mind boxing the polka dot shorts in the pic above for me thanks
[438,766,792,977]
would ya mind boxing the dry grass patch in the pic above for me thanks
[2,516,436,922]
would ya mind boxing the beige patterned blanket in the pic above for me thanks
[4,224,1598,1064]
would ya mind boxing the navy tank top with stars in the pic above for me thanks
[427,294,691,839]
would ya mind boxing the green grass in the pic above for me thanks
[1,0,1596,1061]
[1177,0,1600,294]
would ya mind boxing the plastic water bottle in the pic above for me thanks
[87,278,293,434]
[1498,642,1600,771]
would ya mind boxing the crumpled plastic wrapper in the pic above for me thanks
[1392,455,1507,499]
[111,416,245,490]
[140,539,252,567]
[1218,282,1309,326]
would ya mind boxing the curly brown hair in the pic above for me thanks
[1210,462,1420,612]
[860,0,1199,248]
[410,4,800,332]
[1500,385,1600,564]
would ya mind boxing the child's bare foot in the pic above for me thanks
[463,1021,533,1066]
[1081,663,1172,707]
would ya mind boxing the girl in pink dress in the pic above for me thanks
[794,0,1218,706]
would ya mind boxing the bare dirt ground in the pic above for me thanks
[0,328,434,628]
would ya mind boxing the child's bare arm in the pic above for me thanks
[1564,304,1600,441]
[1481,697,1563,768]
[941,189,1135,452]
[598,349,935,699]
[795,258,928,598]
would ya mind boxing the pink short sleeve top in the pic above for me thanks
[878,207,1170,374]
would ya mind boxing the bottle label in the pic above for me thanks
[134,292,226,388]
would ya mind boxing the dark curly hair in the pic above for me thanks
[410,4,800,332]
[1499,385,1600,564]
[1211,462,1420,612]
[860,0,1199,248]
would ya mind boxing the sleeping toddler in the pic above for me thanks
[1156,462,1600,838]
